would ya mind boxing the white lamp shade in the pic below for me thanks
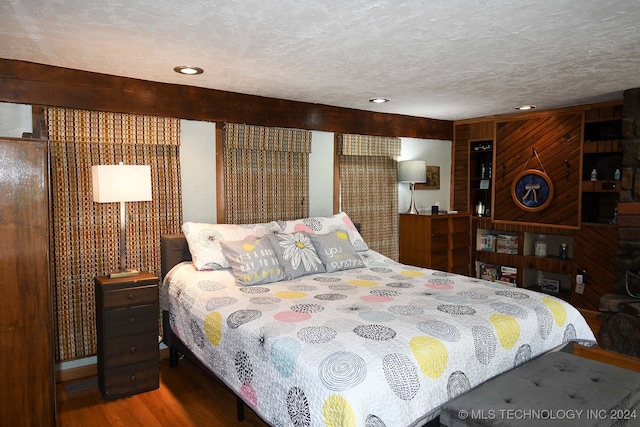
[398,160,427,183]
[92,164,152,203]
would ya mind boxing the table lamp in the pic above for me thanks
[398,160,426,214]
[92,163,152,278]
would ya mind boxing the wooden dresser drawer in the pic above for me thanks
[451,216,470,233]
[103,360,159,400]
[104,304,158,337]
[451,232,470,249]
[430,234,449,251]
[104,332,159,369]
[430,217,450,235]
[104,284,158,308]
[430,251,449,270]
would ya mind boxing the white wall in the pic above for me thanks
[0,102,31,137]
[180,120,218,223]
[308,131,335,216]
[399,137,452,213]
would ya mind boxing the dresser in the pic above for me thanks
[0,137,55,425]
[94,272,160,400]
[399,213,471,275]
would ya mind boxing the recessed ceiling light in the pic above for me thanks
[174,66,204,75]
[369,97,390,104]
[515,104,536,110]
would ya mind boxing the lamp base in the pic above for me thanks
[109,269,140,279]
[405,183,420,214]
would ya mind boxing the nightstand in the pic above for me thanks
[94,272,160,400]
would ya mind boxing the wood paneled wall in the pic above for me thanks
[0,59,452,140]
[494,113,582,227]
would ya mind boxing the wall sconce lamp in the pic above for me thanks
[92,163,152,278]
[398,160,426,214]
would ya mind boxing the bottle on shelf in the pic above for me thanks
[559,243,568,260]
[590,169,597,181]
[534,234,547,257]
[614,168,621,180]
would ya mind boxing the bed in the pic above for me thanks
[160,213,597,427]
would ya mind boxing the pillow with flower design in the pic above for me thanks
[275,212,368,252]
[265,232,325,280]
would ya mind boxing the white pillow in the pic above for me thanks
[275,212,368,252]
[182,221,279,271]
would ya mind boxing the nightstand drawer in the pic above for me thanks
[104,304,158,337]
[103,360,159,401]
[104,332,159,369]
[104,284,157,308]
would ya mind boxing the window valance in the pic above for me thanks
[45,107,180,146]
[224,123,311,153]
[337,133,401,158]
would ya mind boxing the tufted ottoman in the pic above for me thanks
[440,351,640,426]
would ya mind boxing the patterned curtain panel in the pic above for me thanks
[223,123,311,224]
[44,107,182,362]
[338,134,400,260]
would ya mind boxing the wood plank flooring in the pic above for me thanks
[56,357,268,427]
[57,309,640,426]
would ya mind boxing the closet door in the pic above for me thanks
[0,137,55,425]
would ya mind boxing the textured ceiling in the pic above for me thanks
[2,0,639,120]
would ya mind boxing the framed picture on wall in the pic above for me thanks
[416,166,440,190]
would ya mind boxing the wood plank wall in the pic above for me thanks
[0,59,453,140]
[494,113,582,228]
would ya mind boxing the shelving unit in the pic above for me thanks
[473,218,574,302]
[457,101,623,310]
[469,139,494,217]
[582,110,622,224]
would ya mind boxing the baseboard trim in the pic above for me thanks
[56,348,171,383]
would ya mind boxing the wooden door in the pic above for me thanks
[0,137,55,425]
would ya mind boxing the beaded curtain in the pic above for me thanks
[337,134,401,260]
[44,107,182,361]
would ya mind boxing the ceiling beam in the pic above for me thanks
[0,59,452,140]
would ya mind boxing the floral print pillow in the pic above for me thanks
[265,232,325,280]
[276,212,369,252]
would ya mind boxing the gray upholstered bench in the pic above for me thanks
[440,351,640,426]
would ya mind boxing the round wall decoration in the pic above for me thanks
[511,169,554,212]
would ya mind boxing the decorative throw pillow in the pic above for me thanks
[265,232,325,280]
[182,221,279,271]
[220,237,284,286]
[307,231,365,272]
[275,212,369,252]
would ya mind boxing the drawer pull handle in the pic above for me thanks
[128,293,135,300]
[130,375,137,383]
[129,346,136,353]
[129,317,136,324]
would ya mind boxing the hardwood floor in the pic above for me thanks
[57,310,639,426]
[56,357,268,427]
